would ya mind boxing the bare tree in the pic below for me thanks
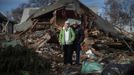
[104,0,134,31]
[105,0,123,25]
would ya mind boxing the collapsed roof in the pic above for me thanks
[15,0,134,41]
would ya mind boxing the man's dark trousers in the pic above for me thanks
[73,43,81,64]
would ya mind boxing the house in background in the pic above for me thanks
[0,11,7,33]
[0,11,15,34]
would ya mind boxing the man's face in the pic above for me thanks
[73,24,77,28]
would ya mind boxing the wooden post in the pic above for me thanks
[2,20,9,33]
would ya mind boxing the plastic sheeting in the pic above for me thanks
[81,61,103,74]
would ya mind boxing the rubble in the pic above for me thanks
[1,17,134,75]
[1,22,134,75]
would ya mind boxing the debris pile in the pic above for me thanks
[1,21,133,75]
[36,43,65,75]
[19,25,57,49]
[11,20,134,75]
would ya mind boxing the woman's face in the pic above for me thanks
[64,23,69,28]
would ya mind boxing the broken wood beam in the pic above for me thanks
[37,22,51,25]
[18,20,38,36]
[122,38,134,53]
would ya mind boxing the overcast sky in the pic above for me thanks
[0,0,104,13]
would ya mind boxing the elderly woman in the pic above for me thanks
[59,20,75,66]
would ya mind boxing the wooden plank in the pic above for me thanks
[18,20,38,36]
[37,22,51,25]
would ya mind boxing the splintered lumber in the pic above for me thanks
[122,39,134,53]
[2,20,9,33]
[35,32,51,50]
[105,42,122,46]
[36,22,51,25]
[115,26,134,42]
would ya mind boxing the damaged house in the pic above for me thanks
[0,11,15,34]
[1,0,134,74]
[14,0,134,50]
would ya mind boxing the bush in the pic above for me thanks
[0,45,51,74]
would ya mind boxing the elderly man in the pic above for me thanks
[71,21,84,65]
[59,20,75,66]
